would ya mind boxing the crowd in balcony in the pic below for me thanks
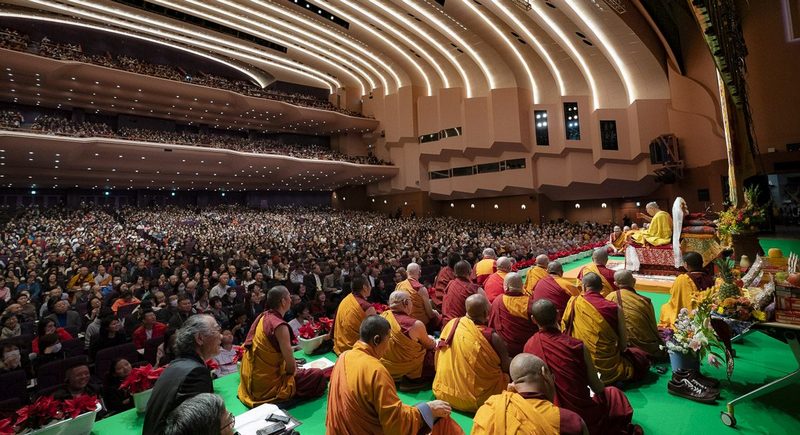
[0,110,23,129]
[0,28,369,118]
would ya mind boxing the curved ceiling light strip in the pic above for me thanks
[315,0,432,96]
[362,0,475,97]
[0,12,296,89]
[210,0,388,93]
[246,0,403,96]
[560,1,635,104]
[338,0,449,92]
[489,1,567,96]
[459,0,537,102]
[156,0,376,94]
[528,1,600,110]
[399,0,496,91]
[49,0,343,92]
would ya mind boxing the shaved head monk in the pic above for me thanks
[379,291,437,389]
[608,270,666,360]
[483,256,512,303]
[659,251,715,329]
[562,273,650,385]
[472,353,588,435]
[395,263,441,332]
[441,260,483,326]
[488,272,538,357]
[333,276,377,355]
[576,249,617,296]
[524,254,550,295]
[472,248,497,285]
[432,253,461,311]
[525,299,641,435]
[532,261,579,321]
[326,316,458,434]
[433,294,510,412]
[238,286,329,407]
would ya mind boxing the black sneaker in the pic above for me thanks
[673,369,721,391]
[667,378,718,403]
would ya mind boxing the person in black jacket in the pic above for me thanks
[102,357,133,415]
[89,316,128,359]
[142,314,221,435]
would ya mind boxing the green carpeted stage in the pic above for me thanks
[92,259,800,435]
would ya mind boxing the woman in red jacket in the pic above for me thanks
[32,318,73,354]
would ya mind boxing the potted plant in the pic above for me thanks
[0,395,100,435]
[297,317,333,355]
[119,364,166,413]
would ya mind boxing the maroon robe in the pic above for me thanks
[519,392,585,435]
[488,293,537,357]
[688,271,715,291]
[483,272,505,303]
[533,275,573,320]
[432,266,455,310]
[524,328,638,435]
[578,264,619,291]
[441,277,480,326]
[394,310,435,380]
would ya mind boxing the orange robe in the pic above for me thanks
[333,293,371,355]
[488,293,537,357]
[533,275,580,321]
[396,278,434,327]
[524,266,549,296]
[380,310,431,380]
[441,277,480,326]
[327,341,463,435]
[630,210,672,246]
[433,317,507,413]
[607,288,665,358]
[577,263,617,296]
[658,273,711,329]
[473,258,496,286]
[432,266,456,310]
[483,271,508,303]
[472,390,585,435]
[238,310,328,407]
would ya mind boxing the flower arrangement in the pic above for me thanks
[0,395,99,433]
[298,317,334,340]
[716,185,767,237]
[119,364,166,394]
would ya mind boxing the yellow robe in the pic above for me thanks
[395,279,432,326]
[554,277,580,297]
[607,289,665,358]
[524,266,548,296]
[562,296,632,385]
[658,274,701,329]
[472,390,560,435]
[433,317,507,413]
[610,232,626,251]
[631,210,673,246]
[577,263,615,296]
[333,293,368,355]
[380,310,427,380]
[238,316,294,407]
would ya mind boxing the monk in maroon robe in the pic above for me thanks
[525,299,642,435]
[441,260,484,326]
[488,272,537,357]
[532,261,579,322]
[483,256,512,303]
[431,253,460,311]
[576,249,618,296]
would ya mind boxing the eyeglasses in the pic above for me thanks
[221,411,235,431]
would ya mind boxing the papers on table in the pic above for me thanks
[300,356,335,371]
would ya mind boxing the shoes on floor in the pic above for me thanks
[667,378,718,403]
[673,369,721,390]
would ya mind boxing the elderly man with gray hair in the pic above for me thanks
[488,271,538,357]
[473,247,497,285]
[143,314,221,435]
[164,393,235,435]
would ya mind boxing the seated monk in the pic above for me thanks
[433,294,510,413]
[658,251,715,329]
[532,261,579,322]
[380,291,437,388]
[629,202,672,246]
[472,353,588,435]
[441,261,484,326]
[396,263,441,332]
[431,253,461,311]
[609,226,626,254]
[472,248,497,286]
[609,270,666,360]
[238,286,329,407]
[483,257,512,303]
[488,272,538,357]
[576,249,617,296]
[523,254,550,296]
[562,273,650,385]
[326,316,461,435]
[525,300,641,435]
[333,276,377,355]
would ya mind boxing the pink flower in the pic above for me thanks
[707,354,722,369]
[689,339,702,352]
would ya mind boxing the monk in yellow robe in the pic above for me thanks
[333,276,377,355]
[380,291,436,386]
[629,202,672,246]
[577,249,618,296]
[609,270,666,360]
[239,286,328,407]
[562,274,650,385]
[326,316,461,435]
[524,255,550,296]
[433,294,510,413]
[609,226,626,254]
[472,353,587,435]
[396,262,440,331]
[472,248,497,286]
[658,251,715,329]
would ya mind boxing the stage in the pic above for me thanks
[562,258,675,294]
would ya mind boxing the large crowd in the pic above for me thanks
[1,28,369,118]
[8,112,389,164]
[0,204,609,417]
